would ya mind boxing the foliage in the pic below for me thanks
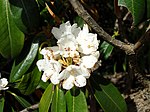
[0,0,149,112]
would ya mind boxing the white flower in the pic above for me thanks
[51,21,81,40]
[36,59,62,84]
[57,34,79,58]
[76,24,100,54]
[40,46,60,60]
[0,78,9,90]
[37,21,101,90]
[58,65,90,90]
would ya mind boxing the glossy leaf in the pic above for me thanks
[65,89,88,112]
[10,40,39,82]
[9,0,40,32]
[0,97,5,112]
[100,41,114,59]
[90,75,127,112]
[51,86,66,112]
[0,0,24,58]
[118,0,145,25]
[8,91,31,108]
[39,83,54,112]
[17,66,41,95]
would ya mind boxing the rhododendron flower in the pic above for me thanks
[58,65,90,90]
[37,59,62,84]
[76,24,100,55]
[57,35,79,58]
[37,21,101,90]
[0,74,9,90]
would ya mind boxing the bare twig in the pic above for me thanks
[20,103,39,112]
[68,0,135,55]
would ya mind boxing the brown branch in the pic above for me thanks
[134,29,150,51]
[19,103,39,112]
[68,0,135,55]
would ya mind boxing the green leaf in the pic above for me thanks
[39,83,54,112]
[51,86,66,112]
[9,0,40,32]
[0,97,5,112]
[90,75,127,112]
[100,41,114,59]
[0,0,24,58]
[10,40,39,82]
[17,66,41,95]
[65,89,88,112]
[118,0,145,25]
[147,0,150,18]
[8,91,31,108]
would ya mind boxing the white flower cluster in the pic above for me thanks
[0,74,9,90]
[37,21,101,90]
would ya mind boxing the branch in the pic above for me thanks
[19,103,39,112]
[134,29,150,51]
[68,0,135,55]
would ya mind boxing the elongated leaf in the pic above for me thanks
[147,0,150,18]
[100,41,114,59]
[0,97,5,112]
[10,40,39,82]
[118,0,145,25]
[65,89,88,112]
[0,0,24,58]
[9,0,40,32]
[8,91,31,108]
[90,75,127,112]
[17,66,41,95]
[51,86,66,112]
[39,83,54,112]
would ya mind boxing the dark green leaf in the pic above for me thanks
[118,0,145,25]
[9,0,40,32]
[8,91,31,108]
[100,41,114,59]
[147,0,150,18]
[74,16,85,28]
[38,80,50,90]
[65,89,88,112]
[51,85,66,112]
[39,83,54,112]
[0,0,24,58]
[0,97,5,112]
[17,66,41,95]
[90,75,127,112]
[10,40,39,82]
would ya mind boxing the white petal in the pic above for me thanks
[51,27,62,40]
[36,59,46,71]
[58,69,70,80]
[74,75,86,87]
[0,78,8,87]
[71,23,81,37]
[62,75,74,90]
[41,74,49,82]
[0,87,9,90]
[80,55,98,68]
[40,46,60,60]
[80,66,91,78]
[50,73,60,85]
[57,35,78,57]
[76,24,99,54]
